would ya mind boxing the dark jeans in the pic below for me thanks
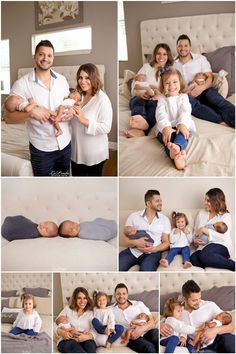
[71,159,105,176]
[58,339,96,353]
[189,88,235,128]
[128,328,159,353]
[157,130,188,157]
[29,142,71,177]
[160,336,197,353]
[190,243,235,271]
[10,327,38,336]
[91,318,124,344]
[119,248,161,271]
[200,333,235,353]
[129,96,158,132]
[165,246,190,264]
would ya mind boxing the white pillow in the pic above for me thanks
[2,307,20,313]
[120,69,136,100]
[212,72,228,98]
[34,296,52,315]
[1,297,19,308]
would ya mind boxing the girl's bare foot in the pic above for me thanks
[183,261,192,269]
[167,142,180,159]
[123,129,145,138]
[160,259,169,267]
[173,150,186,170]
[129,115,149,130]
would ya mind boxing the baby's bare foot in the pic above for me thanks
[167,142,180,159]
[160,259,169,267]
[105,342,112,349]
[123,129,145,138]
[129,115,149,130]
[174,150,186,170]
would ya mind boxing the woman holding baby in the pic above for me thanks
[71,63,113,176]
[124,43,174,138]
[56,287,97,353]
[190,188,235,271]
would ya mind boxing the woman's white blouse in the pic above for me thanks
[13,309,42,332]
[131,63,161,96]
[194,209,233,256]
[71,90,112,166]
[56,306,94,333]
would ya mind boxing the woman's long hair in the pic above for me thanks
[206,188,228,214]
[150,43,174,81]
[76,63,103,96]
[69,287,93,312]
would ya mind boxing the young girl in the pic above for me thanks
[92,291,124,348]
[160,212,193,269]
[156,68,196,170]
[160,298,196,353]
[9,294,42,336]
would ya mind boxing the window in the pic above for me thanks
[1,39,10,93]
[118,1,128,61]
[32,26,92,56]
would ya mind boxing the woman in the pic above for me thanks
[125,43,174,138]
[71,63,113,176]
[190,188,234,271]
[56,287,97,353]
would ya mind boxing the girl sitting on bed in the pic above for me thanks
[156,68,196,170]
[9,294,42,336]
[124,43,173,138]
[92,291,124,348]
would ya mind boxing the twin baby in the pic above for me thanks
[1,215,116,242]
[5,89,81,136]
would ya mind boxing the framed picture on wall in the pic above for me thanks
[35,1,83,30]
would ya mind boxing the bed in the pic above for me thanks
[1,178,117,271]
[1,64,105,176]
[159,272,235,353]
[119,13,235,176]
[1,273,52,353]
[53,272,159,353]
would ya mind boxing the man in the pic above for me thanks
[119,189,171,271]
[5,40,74,176]
[161,280,235,353]
[112,283,159,353]
[174,34,235,128]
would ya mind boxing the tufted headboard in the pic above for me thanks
[1,273,52,292]
[160,272,235,296]
[60,272,158,307]
[141,13,235,61]
[18,64,105,89]
[1,178,117,226]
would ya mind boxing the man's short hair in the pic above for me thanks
[176,34,191,46]
[114,283,128,293]
[35,40,54,54]
[182,280,201,298]
[144,190,160,203]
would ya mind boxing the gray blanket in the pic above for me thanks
[1,331,52,353]
[79,218,117,241]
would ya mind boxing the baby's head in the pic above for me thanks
[37,221,58,237]
[56,315,69,326]
[213,221,228,234]
[5,95,24,112]
[172,211,188,230]
[194,72,208,85]
[58,220,80,238]
[69,89,81,105]
[136,312,149,322]
[135,73,147,82]
[215,311,232,325]
[163,298,183,320]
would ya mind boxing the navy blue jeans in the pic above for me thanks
[92,318,124,343]
[165,246,190,264]
[157,130,188,157]
[71,159,105,176]
[190,243,235,271]
[10,327,38,336]
[189,88,235,128]
[128,328,159,353]
[58,339,96,353]
[161,336,197,353]
[199,333,235,353]
[30,142,71,176]
[119,248,161,271]
[129,96,158,132]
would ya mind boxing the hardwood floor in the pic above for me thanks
[103,150,117,176]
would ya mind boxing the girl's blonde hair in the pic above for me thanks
[159,68,186,95]
[92,290,110,307]
[163,298,182,318]
[21,294,37,308]
[172,211,189,227]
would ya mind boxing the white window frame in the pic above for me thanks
[118,1,128,61]
[1,39,10,94]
